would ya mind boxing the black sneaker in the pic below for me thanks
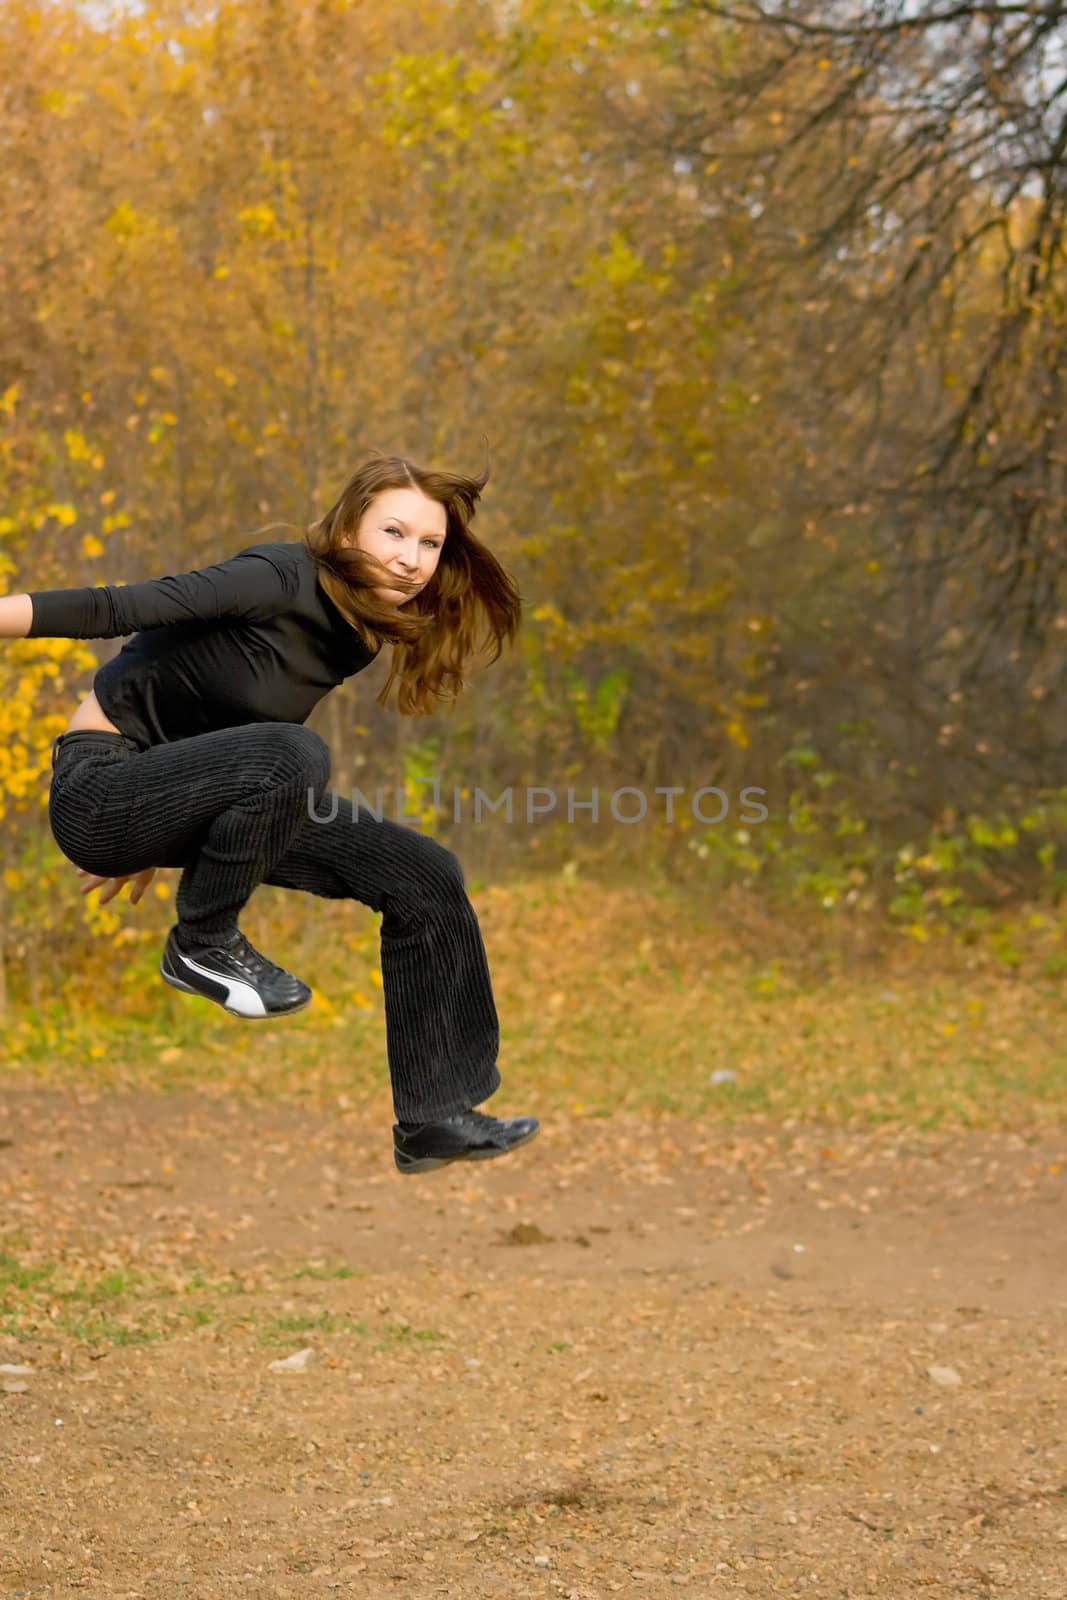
[393,1109,540,1175]
[160,926,312,1019]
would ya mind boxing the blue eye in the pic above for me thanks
[385,525,440,549]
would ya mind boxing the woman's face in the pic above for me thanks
[348,487,447,605]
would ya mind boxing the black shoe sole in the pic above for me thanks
[160,957,311,1020]
[394,1123,540,1175]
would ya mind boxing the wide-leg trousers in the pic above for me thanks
[47,724,501,1122]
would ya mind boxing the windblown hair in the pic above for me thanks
[303,450,522,715]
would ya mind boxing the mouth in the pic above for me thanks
[377,579,420,602]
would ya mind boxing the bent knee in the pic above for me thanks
[265,725,331,793]
[420,836,466,894]
[385,838,467,928]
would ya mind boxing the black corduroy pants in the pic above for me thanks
[48,725,501,1122]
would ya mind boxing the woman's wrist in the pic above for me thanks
[0,594,34,639]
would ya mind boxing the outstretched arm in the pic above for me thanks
[0,594,33,638]
[16,546,296,640]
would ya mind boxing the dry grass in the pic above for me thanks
[3,875,1064,1130]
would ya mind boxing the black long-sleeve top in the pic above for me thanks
[27,540,378,749]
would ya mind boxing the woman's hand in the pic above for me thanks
[76,865,158,907]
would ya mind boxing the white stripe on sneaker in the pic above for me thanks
[176,950,269,1018]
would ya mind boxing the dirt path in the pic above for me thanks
[1,1090,1064,1598]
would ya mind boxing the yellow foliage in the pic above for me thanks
[238,203,279,238]
[0,637,97,824]
[105,201,148,239]
[64,429,94,462]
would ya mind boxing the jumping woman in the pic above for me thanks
[0,453,539,1175]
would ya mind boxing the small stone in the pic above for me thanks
[927,1365,962,1387]
[534,1554,552,1568]
[709,1069,737,1086]
[0,1363,33,1376]
[268,1347,317,1373]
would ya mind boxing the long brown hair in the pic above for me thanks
[304,451,522,714]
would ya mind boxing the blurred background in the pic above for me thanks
[1,0,1065,1035]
